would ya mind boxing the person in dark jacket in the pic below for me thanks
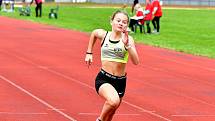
[151,0,163,34]
[31,0,42,17]
[144,0,153,34]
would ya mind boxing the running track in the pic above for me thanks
[1,16,215,121]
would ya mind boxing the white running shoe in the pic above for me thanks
[152,29,157,33]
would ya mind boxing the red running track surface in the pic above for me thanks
[0,16,215,121]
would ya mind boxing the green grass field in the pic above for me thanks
[1,3,215,58]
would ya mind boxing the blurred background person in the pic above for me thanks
[151,0,163,34]
[31,0,42,17]
[129,3,145,33]
[144,0,153,34]
[131,0,139,14]
[0,0,2,10]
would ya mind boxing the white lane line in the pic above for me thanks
[141,64,215,87]
[146,54,215,72]
[141,79,215,108]
[47,108,65,111]
[0,75,77,121]
[172,114,215,117]
[122,100,155,113]
[41,67,174,120]
[79,113,141,116]
[0,112,47,115]
[1,50,172,121]
[41,67,94,89]
[36,68,172,121]
[123,100,172,121]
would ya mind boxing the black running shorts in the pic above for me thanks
[95,69,127,98]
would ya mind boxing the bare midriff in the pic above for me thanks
[101,60,126,77]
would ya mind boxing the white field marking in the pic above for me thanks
[146,54,215,72]
[40,68,175,121]
[41,67,94,89]
[123,100,172,121]
[47,108,65,111]
[1,42,215,73]
[140,79,215,108]
[79,113,141,116]
[37,66,49,69]
[0,75,77,121]
[122,100,156,113]
[141,64,215,87]
[0,112,47,115]
[0,50,93,89]
[172,114,215,117]
[1,50,173,121]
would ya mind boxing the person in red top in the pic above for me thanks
[129,3,145,33]
[31,0,42,17]
[144,0,153,34]
[135,4,144,25]
[151,0,162,34]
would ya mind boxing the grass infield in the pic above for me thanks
[1,3,215,58]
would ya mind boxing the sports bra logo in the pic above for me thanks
[114,48,122,52]
[114,47,124,58]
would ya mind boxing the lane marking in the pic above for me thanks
[79,113,141,116]
[143,65,215,87]
[139,79,215,108]
[146,54,215,72]
[122,100,156,113]
[172,114,215,117]
[41,68,174,121]
[0,112,47,115]
[41,67,94,89]
[0,75,77,121]
[40,67,175,120]
[1,50,173,121]
[47,108,65,111]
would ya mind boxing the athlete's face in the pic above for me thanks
[111,13,129,32]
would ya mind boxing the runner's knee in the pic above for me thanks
[106,97,120,109]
